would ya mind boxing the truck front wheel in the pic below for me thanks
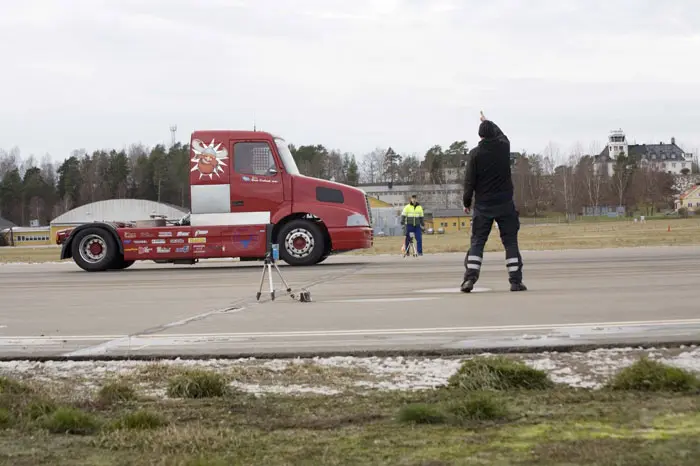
[278,219,325,266]
[71,227,119,272]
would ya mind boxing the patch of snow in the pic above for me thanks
[0,347,698,396]
[230,382,341,396]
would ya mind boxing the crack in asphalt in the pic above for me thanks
[61,263,368,358]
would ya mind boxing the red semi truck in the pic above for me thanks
[60,130,374,271]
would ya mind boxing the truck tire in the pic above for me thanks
[278,219,325,266]
[71,227,119,272]
[110,258,135,270]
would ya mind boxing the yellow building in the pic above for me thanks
[366,196,393,208]
[0,226,52,246]
[676,184,700,211]
[426,209,471,234]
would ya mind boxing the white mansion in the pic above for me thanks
[596,129,693,176]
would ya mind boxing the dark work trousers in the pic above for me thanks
[405,224,423,254]
[464,200,523,284]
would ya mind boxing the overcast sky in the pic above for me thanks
[1,0,699,165]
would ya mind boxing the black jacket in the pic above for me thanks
[462,120,514,209]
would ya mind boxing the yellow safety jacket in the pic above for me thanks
[401,203,424,227]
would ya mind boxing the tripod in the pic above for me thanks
[256,244,311,302]
[403,232,418,258]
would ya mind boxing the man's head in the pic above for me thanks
[478,120,498,140]
[411,194,418,204]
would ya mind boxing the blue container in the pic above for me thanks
[272,244,279,261]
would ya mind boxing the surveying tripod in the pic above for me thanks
[403,231,418,258]
[256,224,311,302]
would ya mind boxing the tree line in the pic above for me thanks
[1,139,698,227]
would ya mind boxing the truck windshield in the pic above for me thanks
[275,138,300,175]
[275,138,299,175]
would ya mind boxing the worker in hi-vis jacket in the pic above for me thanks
[401,194,424,256]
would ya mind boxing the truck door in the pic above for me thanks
[229,140,284,214]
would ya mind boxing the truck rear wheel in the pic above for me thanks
[71,227,118,272]
[278,219,325,266]
[110,258,135,270]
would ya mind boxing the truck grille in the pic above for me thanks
[364,194,373,226]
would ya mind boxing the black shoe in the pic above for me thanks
[510,282,527,292]
[460,280,474,293]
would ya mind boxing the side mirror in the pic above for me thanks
[268,167,278,175]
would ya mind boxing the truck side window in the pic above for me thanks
[234,142,276,176]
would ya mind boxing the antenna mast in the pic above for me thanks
[169,125,177,147]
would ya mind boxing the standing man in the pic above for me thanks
[461,111,527,292]
[401,194,424,256]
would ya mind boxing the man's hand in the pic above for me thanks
[479,110,486,122]
[463,206,471,215]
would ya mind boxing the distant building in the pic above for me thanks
[362,183,463,210]
[49,199,189,240]
[425,208,471,234]
[675,184,700,211]
[596,129,693,176]
[0,216,16,230]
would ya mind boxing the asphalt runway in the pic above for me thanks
[1,246,700,359]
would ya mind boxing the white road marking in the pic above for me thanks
[415,287,491,293]
[0,318,698,350]
[62,305,250,357]
[326,297,440,303]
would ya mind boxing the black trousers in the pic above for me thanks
[464,200,523,284]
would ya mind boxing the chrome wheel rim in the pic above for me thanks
[78,234,106,263]
[285,228,314,258]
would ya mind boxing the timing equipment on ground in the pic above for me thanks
[403,231,418,258]
[256,224,312,302]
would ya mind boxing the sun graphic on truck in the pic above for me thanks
[190,139,229,180]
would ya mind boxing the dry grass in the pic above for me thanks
[0,356,698,465]
[1,219,699,264]
[126,361,375,391]
[0,218,700,263]
[358,217,700,255]
[0,246,60,263]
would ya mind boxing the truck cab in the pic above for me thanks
[186,130,373,265]
[60,130,374,271]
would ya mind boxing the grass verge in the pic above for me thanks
[1,219,699,263]
[355,217,700,255]
[0,356,698,465]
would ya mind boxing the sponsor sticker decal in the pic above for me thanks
[124,247,137,252]
[188,237,206,244]
[170,239,185,244]
[175,246,190,253]
[124,232,136,239]
[159,231,173,237]
[195,230,208,236]
[138,247,152,254]
[156,247,171,253]
[151,239,166,244]
[134,240,148,244]
[177,231,190,237]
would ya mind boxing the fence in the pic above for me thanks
[371,207,403,236]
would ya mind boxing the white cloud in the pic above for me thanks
[0,0,698,163]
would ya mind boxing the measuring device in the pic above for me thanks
[256,224,312,302]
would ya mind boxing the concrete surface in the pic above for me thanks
[1,246,699,359]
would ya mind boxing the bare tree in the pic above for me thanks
[359,148,385,184]
[610,153,637,208]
